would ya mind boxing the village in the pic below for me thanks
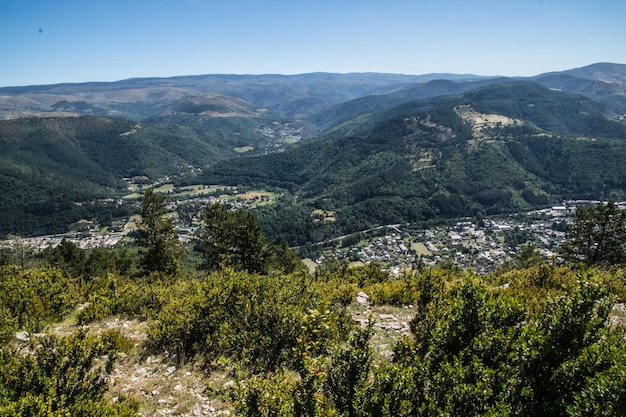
[5,183,619,274]
[314,207,571,274]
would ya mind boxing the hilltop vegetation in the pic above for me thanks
[1,197,626,416]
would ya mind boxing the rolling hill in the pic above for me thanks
[0,116,224,236]
[198,81,626,245]
[1,63,626,239]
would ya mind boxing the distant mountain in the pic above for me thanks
[307,78,510,134]
[143,93,314,155]
[549,62,626,85]
[532,62,626,110]
[0,72,459,121]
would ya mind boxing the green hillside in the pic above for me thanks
[199,82,626,245]
[143,94,314,155]
[0,116,224,236]
[2,67,626,239]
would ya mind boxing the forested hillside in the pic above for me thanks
[1,64,626,240]
[0,116,222,236]
[199,82,626,245]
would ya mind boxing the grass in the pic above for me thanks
[125,215,142,231]
[153,183,175,193]
[302,258,317,274]
[234,146,254,153]
[411,242,432,257]
[235,190,280,206]
[122,192,143,200]
[171,185,227,198]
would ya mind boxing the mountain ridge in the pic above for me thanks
[1,62,626,239]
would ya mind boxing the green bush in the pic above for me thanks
[147,269,354,372]
[0,265,78,339]
[0,330,138,416]
[365,279,418,306]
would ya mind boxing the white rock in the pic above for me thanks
[15,331,30,342]
[356,292,371,306]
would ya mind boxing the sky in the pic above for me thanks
[1,0,625,87]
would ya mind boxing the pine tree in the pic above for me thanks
[136,188,185,274]
[196,203,273,273]
[563,200,626,266]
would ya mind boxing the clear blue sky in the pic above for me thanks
[1,0,625,87]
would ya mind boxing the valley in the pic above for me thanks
[4,176,614,274]
[2,63,626,416]
[2,64,626,244]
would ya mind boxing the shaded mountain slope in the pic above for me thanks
[0,116,224,236]
[143,94,314,155]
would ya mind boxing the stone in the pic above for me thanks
[356,291,371,306]
[15,331,30,342]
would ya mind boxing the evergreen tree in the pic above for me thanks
[136,188,185,274]
[196,203,273,274]
[41,238,86,279]
[563,200,626,266]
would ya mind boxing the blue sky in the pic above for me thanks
[1,0,625,87]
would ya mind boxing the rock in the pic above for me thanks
[354,317,369,328]
[165,366,176,375]
[15,331,30,342]
[356,292,371,307]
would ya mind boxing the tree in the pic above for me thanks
[563,200,626,266]
[136,188,185,274]
[275,240,304,273]
[41,238,86,280]
[195,203,273,274]
[516,242,543,268]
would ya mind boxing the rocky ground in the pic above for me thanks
[30,293,415,417]
[23,297,626,416]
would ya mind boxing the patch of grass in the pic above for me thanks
[122,192,143,200]
[411,242,432,257]
[302,258,317,274]
[235,190,279,206]
[125,215,142,231]
[153,183,174,193]
[234,146,254,153]
[171,184,227,198]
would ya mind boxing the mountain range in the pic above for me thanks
[1,62,625,240]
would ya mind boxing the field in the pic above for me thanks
[411,241,432,257]
[235,190,280,206]
[234,146,254,153]
[173,185,229,198]
[302,258,317,274]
